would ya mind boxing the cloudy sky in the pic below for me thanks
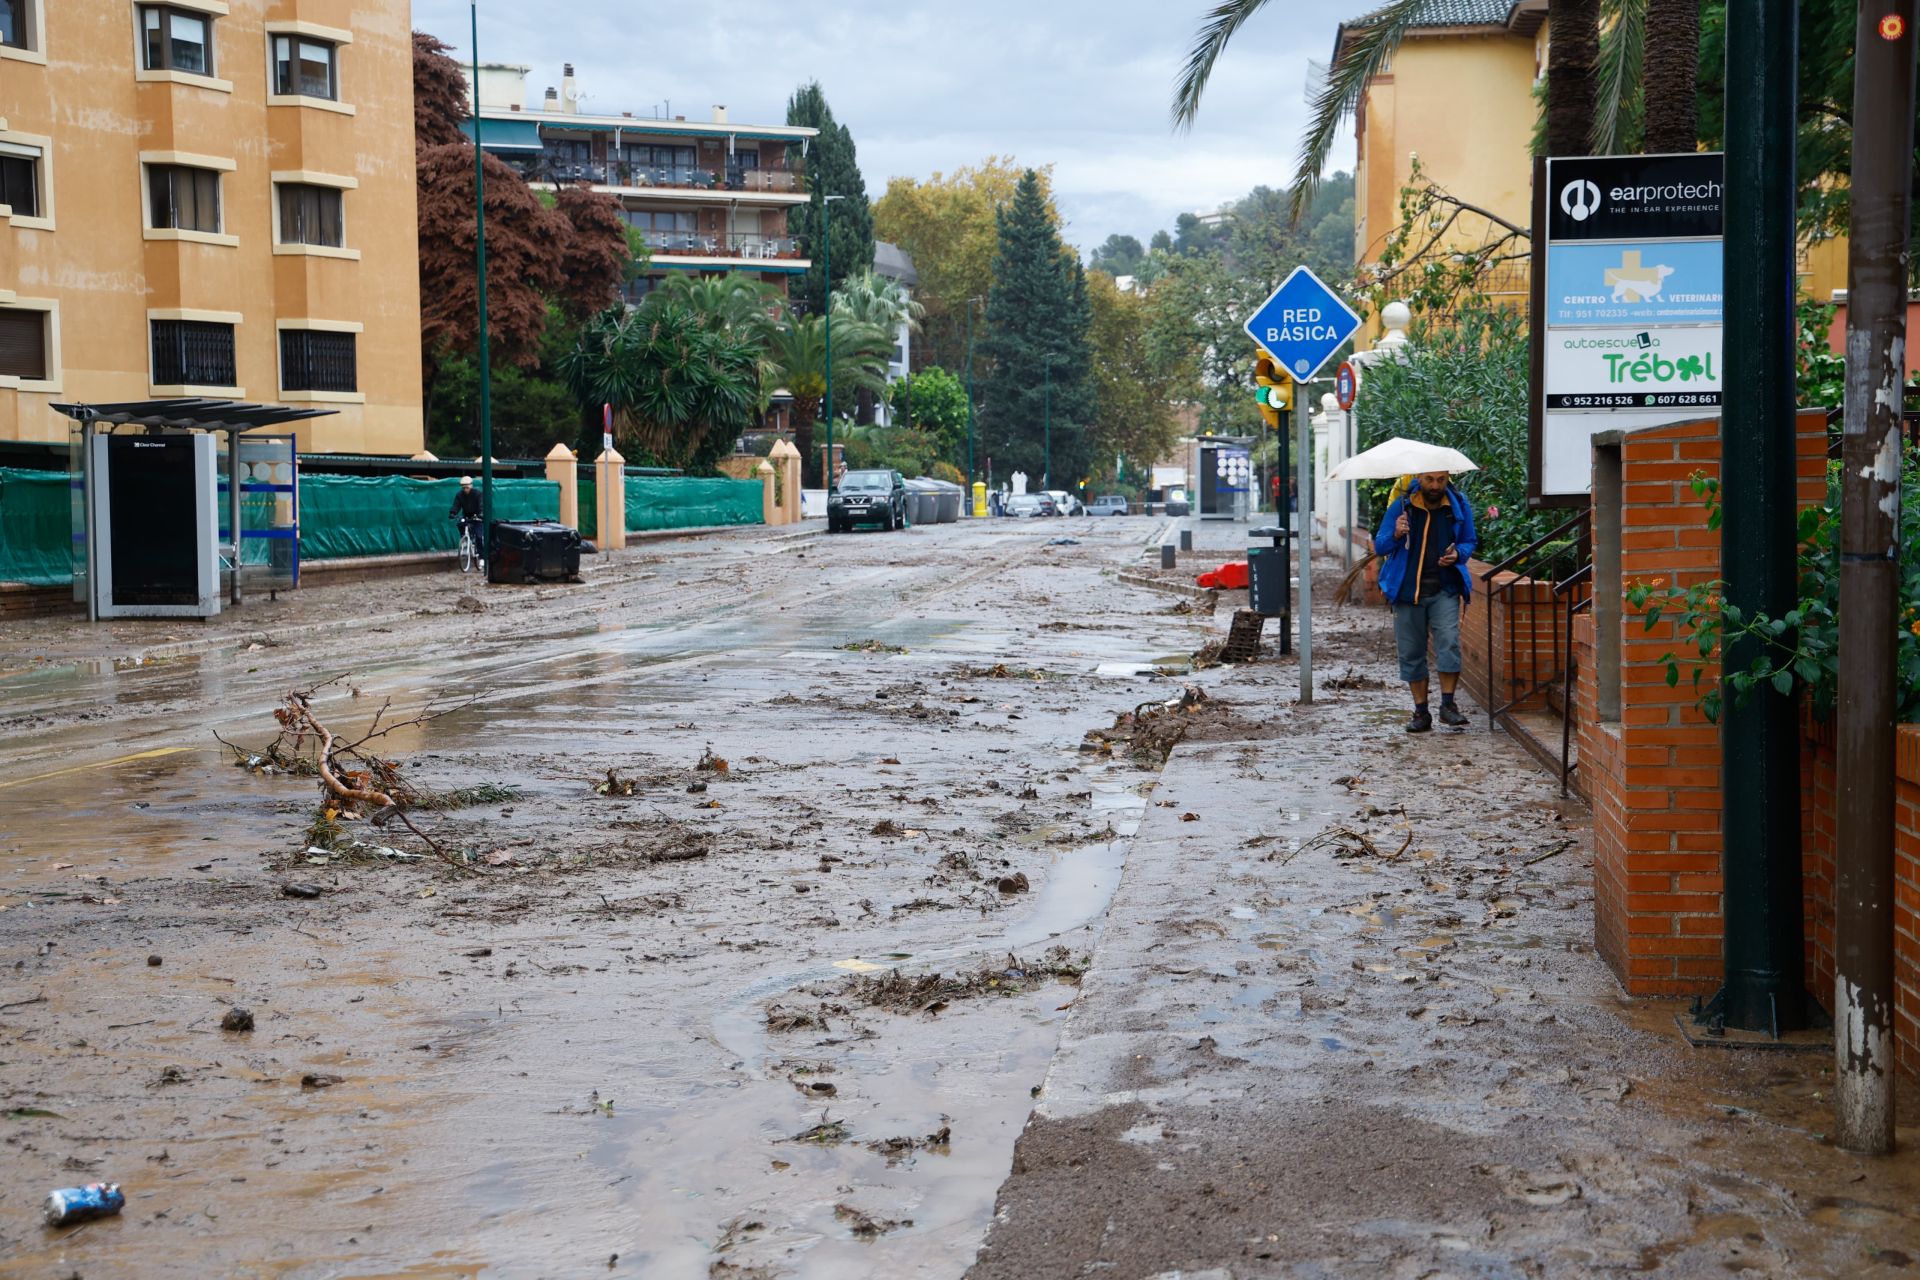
[414,0,1362,256]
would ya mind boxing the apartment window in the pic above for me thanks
[622,209,696,232]
[272,35,335,98]
[280,329,356,392]
[1,0,32,51]
[0,308,47,381]
[148,164,221,233]
[151,319,235,386]
[141,6,212,75]
[0,142,39,217]
[277,183,343,247]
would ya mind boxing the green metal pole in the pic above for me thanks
[1043,362,1051,490]
[822,196,833,491]
[469,3,493,563]
[965,302,977,487]
[1714,0,1805,1036]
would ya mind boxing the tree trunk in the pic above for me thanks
[791,395,820,485]
[1547,0,1600,156]
[1642,0,1700,154]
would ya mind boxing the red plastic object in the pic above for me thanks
[1195,560,1249,590]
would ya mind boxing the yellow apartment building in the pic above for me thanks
[0,0,423,455]
[1341,0,1846,334]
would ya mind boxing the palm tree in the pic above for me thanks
[1171,0,1606,219]
[1591,0,1647,155]
[1640,0,1699,154]
[832,269,926,336]
[651,275,785,345]
[1548,0,1601,157]
[559,300,762,472]
[761,314,894,482]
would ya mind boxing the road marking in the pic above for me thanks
[0,746,195,791]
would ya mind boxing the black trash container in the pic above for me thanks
[1247,546,1289,617]
[488,520,582,584]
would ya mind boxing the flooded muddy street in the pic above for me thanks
[0,519,1190,1278]
[6,518,1920,1279]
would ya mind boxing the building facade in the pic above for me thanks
[0,0,424,454]
[466,64,815,303]
[872,239,917,425]
[1341,0,1846,336]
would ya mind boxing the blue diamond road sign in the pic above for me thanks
[1243,266,1363,383]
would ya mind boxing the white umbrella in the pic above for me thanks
[1325,436,1479,483]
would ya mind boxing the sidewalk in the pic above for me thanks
[969,582,1920,1278]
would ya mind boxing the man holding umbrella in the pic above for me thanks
[1373,468,1476,732]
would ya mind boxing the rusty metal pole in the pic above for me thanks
[1834,0,1917,1156]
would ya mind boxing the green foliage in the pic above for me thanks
[1142,252,1265,436]
[889,366,970,464]
[979,170,1093,485]
[1352,301,1550,563]
[1086,271,1182,488]
[1627,459,1920,723]
[1089,234,1146,277]
[786,82,875,310]
[841,424,944,476]
[1357,159,1528,320]
[560,300,762,474]
[833,269,924,335]
[1796,299,1846,411]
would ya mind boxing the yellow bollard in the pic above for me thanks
[595,448,626,550]
[972,481,988,518]
[545,443,578,529]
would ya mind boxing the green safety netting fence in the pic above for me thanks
[296,475,559,560]
[625,476,761,531]
[0,467,72,587]
[0,470,764,586]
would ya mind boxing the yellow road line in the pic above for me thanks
[0,746,195,791]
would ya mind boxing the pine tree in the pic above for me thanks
[785,82,873,313]
[978,170,1092,489]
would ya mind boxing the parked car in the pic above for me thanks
[828,469,910,532]
[1088,495,1130,516]
[1005,493,1055,518]
[1044,490,1083,516]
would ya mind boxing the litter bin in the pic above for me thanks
[488,519,582,584]
[905,480,939,527]
[1247,546,1289,617]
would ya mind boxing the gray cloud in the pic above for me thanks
[422,1,1360,254]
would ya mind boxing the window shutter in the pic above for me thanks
[0,309,47,380]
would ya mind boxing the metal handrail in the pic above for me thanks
[1562,593,1594,797]
[1481,507,1592,735]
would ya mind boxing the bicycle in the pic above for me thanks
[456,517,480,574]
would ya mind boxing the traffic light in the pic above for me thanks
[1253,353,1293,427]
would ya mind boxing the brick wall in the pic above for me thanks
[1580,413,1829,997]
[1800,722,1920,1074]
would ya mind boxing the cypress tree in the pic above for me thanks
[785,83,873,313]
[978,169,1092,489]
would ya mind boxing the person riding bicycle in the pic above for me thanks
[450,477,483,555]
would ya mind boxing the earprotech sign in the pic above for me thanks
[1546,153,1724,242]
[1533,151,1725,501]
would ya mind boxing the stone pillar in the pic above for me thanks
[770,440,802,524]
[545,443,578,528]
[756,459,778,524]
[595,447,626,550]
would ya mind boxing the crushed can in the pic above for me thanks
[44,1183,124,1227]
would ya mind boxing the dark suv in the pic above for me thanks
[828,469,910,532]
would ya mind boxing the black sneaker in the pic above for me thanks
[1439,702,1469,727]
[1406,706,1433,733]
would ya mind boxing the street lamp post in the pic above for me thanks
[1042,360,1052,491]
[821,192,845,489]
[964,296,982,489]
[469,2,493,563]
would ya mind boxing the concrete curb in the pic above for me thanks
[1115,569,1216,601]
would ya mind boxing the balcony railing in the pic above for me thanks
[507,157,805,195]
[640,230,804,261]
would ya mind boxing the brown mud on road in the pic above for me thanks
[968,559,1920,1280]
[0,517,1220,1278]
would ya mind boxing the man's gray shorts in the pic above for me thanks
[1393,593,1462,683]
